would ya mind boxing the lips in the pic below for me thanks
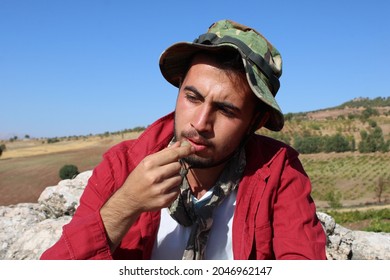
[186,137,210,152]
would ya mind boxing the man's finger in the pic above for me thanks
[154,141,195,166]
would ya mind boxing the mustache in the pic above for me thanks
[180,130,213,146]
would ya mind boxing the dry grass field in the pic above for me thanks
[0,133,140,206]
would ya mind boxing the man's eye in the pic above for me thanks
[220,107,235,118]
[185,94,199,102]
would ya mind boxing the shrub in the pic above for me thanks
[293,135,324,154]
[59,164,79,180]
[358,127,389,153]
[47,137,60,144]
[361,107,379,120]
[0,144,6,157]
[324,133,352,153]
[325,190,343,209]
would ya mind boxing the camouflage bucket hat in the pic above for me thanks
[159,19,284,131]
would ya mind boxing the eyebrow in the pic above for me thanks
[183,85,241,114]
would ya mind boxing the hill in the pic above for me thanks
[259,97,390,151]
[0,97,389,209]
[258,97,390,208]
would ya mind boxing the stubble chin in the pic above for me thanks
[182,154,214,169]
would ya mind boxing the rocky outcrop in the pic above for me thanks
[0,171,91,260]
[318,212,390,260]
[1,171,389,260]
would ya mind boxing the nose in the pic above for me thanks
[192,105,214,134]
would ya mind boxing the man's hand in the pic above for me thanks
[123,140,194,213]
[100,141,194,251]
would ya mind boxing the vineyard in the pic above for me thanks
[301,152,390,208]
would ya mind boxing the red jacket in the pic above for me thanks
[40,112,326,260]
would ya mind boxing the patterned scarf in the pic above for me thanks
[168,147,246,260]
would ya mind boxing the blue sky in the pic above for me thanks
[1,0,389,139]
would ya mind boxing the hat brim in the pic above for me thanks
[159,42,284,131]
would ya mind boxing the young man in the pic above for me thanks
[41,20,326,260]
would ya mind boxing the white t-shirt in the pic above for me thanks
[151,189,237,260]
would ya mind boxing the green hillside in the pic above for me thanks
[258,97,390,209]
[259,97,390,154]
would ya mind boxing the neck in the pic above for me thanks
[186,163,227,200]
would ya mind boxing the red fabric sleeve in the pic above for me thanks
[233,136,326,260]
[40,146,128,260]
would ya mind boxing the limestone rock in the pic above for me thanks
[317,212,390,260]
[0,203,46,259]
[38,170,92,218]
[4,216,71,260]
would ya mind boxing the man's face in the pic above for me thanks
[174,54,259,168]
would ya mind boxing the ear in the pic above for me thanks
[247,111,270,135]
[257,112,270,129]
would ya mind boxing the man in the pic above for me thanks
[41,20,326,260]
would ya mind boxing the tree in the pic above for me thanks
[361,107,379,120]
[0,144,6,158]
[59,164,79,180]
[358,127,389,153]
[324,133,352,153]
[293,135,324,154]
[375,176,389,203]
